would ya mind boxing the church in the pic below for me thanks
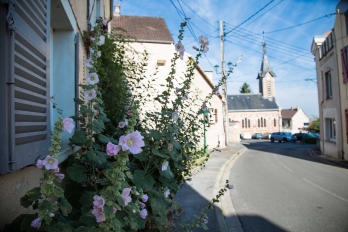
[228,39,282,136]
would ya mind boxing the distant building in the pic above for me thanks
[281,107,310,134]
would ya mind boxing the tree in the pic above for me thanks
[309,116,320,132]
[239,82,253,93]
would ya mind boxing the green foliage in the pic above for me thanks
[309,116,320,132]
[66,165,87,183]
[304,137,317,144]
[239,82,253,93]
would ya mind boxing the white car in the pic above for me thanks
[240,132,252,140]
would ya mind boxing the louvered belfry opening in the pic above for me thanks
[2,0,51,173]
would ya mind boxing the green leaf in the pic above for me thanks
[20,195,33,208]
[125,171,133,179]
[66,165,87,183]
[87,151,107,165]
[92,119,105,133]
[74,98,84,105]
[20,213,39,232]
[161,166,174,179]
[69,130,88,146]
[26,187,41,201]
[58,197,72,216]
[133,152,147,161]
[104,206,114,219]
[149,129,161,140]
[79,191,95,206]
[54,186,64,197]
[110,218,124,231]
[152,148,167,158]
[41,183,55,196]
[80,105,92,115]
[79,214,98,227]
[38,200,56,212]
[133,170,155,190]
[98,134,111,143]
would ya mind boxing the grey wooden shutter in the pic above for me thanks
[0,0,51,174]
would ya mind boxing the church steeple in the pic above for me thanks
[257,37,276,98]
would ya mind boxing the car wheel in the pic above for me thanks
[271,138,274,143]
[283,138,287,143]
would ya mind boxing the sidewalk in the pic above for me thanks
[173,143,246,232]
[309,147,348,169]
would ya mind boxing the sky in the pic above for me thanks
[113,0,339,119]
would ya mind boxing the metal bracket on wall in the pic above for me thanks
[6,0,16,32]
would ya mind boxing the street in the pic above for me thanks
[229,140,348,232]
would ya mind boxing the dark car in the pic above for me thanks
[252,133,263,139]
[293,133,315,141]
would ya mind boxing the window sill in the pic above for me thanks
[57,144,81,164]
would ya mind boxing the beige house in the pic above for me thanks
[228,39,282,136]
[311,0,348,160]
[111,5,225,148]
[0,0,113,228]
[281,107,310,134]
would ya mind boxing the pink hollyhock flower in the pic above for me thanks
[106,142,120,157]
[113,207,117,213]
[86,58,93,68]
[93,195,105,209]
[198,35,209,46]
[97,51,101,57]
[90,37,95,41]
[49,213,55,217]
[57,173,65,179]
[175,41,185,60]
[172,111,179,122]
[203,219,208,224]
[98,35,105,46]
[201,103,207,110]
[124,119,128,126]
[164,189,170,198]
[31,217,41,228]
[54,167,60,173]
[63,118,75,134]
[86,73,99,85]
[90,47,94,55]
[140,209,147,219]
[121,188,132,206]
[135,192,140,196]
[193,46,199,51]
[202,45,209,53]
[103,19,108,26]
[132,209,136,213]
[119,131,145,155]
[141,194,148,202]
[162,161,169,171]
[175,87,181,93]
[168,143,173,152]
[140,202,146,209]
[42,156,58,170]
[36,159,44,168]
[127,110,131,115]
[182,93,189,101]
[229,184,234,189]
[84,89,96,101]
[92,206,106,223]
[118,121,126,128]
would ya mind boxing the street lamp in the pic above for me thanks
[305,78,317,83]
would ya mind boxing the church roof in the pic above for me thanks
[228,93,279,112]
[257,39,276,79]
[111,15,174,43]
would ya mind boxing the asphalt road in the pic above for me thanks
[229,140,348,232]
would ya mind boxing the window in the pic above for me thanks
[242,119,244,128]
[214,109,218,123]
[325,71,332,99]
[341,46,348,84]
[287,120,290,127]
[264,119,266,127]
[258,119,260,127]
[261,117,263,127]
[274,118,276,127]
[325,118,336,140]
[248,119,250,128]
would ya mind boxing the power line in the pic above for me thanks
[224,0,275,36]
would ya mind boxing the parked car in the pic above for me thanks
[240,132,252,140]
[292,133,315,141]
[270,132,293,143]
[252,133,263,139]
[262,132,272,139]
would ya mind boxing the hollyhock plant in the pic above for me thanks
[86,58,93,68]
[162,161,169,171]
[92,206,106,223]
[141,194,148,202]
[124,119,128,126]
[198,35,209,47]
[229,184,234,189]
[84,89,97,101]
[140,202,146,209]
[54,167,60,173]
[113,207,117,213]
[93,195,105,209]
[175,87,181,93]
[119,131,145,155]
[86,73,99,85]
[118,121,126,128]
[49,213,55,218]
[90,47,94,55]
[175,41,185,60]
[201,103,207,111]
[31,218,42,228]
[139,209,147,219]
[90,37,95,41]
[97,51,101,57]
[106,142,120,157]
[63,118,74,134]
[42,156,58,170]
[36,159,44,168]
[168,143,173,152]
[98,35,105,46]
[193,46,199,51]
[121,188,132,206]
[164,189,170,198]
[57,173,65,179]
[172,111,179,121]
[203,219,208,224]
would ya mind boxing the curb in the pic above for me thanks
[308,149,348,169]
[214,147,246,232]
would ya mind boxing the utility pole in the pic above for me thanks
[220,20,229,146]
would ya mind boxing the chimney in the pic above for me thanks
[114,3,120,17]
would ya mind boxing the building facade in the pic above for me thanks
[281,107,310,134]
[0,0,113,228]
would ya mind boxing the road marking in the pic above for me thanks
[273,154,278,160]
[279,162,293,172]
[303,178,348,204]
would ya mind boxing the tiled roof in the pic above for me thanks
[281,109,298,119]
[227,94,279,111]
[111,15,174,43]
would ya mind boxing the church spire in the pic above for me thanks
[257,37,276,79]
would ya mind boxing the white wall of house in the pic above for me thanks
[282,108,310,134]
